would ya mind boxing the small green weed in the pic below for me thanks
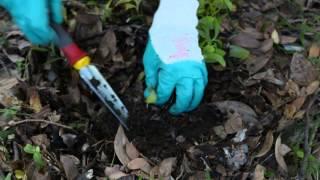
[4,173,12,180]
[0,129,14,142]
[197,0,234,67]
[264,169,275,178]
[278,13,320,45]
[115,0,142,12]
[0,106,19,120]
[205,170,212,180]
[101,0,142,21]
[288,114,320,179]
[16,59,26,74]
[23,144,45,169]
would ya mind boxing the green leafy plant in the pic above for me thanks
[0,106,19,120]
[115,0,142,12]
[101,0,142,21]
[4,173,12,180]
[205,170,212,180]
[16,59,26,74]
[229,45,250,60]
[103,0,113,21]
[264,169,275,178]
[288,115,320,179]
[23,144,45,169]
[0,129,14,142]
[306,155,320,179]
[197,0,234,67]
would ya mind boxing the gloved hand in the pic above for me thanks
[143,41,208,115]
[143,0,208,115]
[0,0,63,45]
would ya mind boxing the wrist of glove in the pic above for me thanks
[0,0,63,45]
[143,40,208,115]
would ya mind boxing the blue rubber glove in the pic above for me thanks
[143,0,208,115]
[0,0,63,45]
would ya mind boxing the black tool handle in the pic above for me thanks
[51,23,73,48]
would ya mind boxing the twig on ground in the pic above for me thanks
[299,90,319,179]
[8,119,74,131]
[9,119,99,142]
[13,141,19,161]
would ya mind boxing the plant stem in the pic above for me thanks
[299,90,319,178]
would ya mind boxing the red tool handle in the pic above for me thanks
[51,23,87,66]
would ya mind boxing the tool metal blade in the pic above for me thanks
[79,65,129,129]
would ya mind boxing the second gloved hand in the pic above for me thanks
[143,0,208,115]
[0,0,63,45]
[143,40,208,115]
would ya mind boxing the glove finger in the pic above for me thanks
[143,40,160,89]
[50,0,63,23]
[155,70,176,105]
[169,78,193,115]
[21,26,43,44]
[187,79,205,111]
[18,20,54,45]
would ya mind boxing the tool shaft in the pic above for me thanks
[51,23,87,66]
[51,23,129,129]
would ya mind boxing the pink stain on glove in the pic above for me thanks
[169,37,190,59]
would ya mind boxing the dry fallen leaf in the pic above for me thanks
[245,69,284,86]
[271,30,280,44]
[284,80,300,97]
[259,39,273,53]
[262,90,282,107]
[213,125,227,139]
[31,134,50,149]
[277,117,295,132]
[60,155,80,180]
[254,131,274,158]
[284,104,297,119]
[230,32,261,49]
[26,163,51,180]
[98,30,117,59]
[293,110,305,120]
[114,126,130,165]
[279,144,291,156]
[126,142,140,160]
[213,101,259,128]
[284,96,306,119]
[0,77,18,93]
[29,88,42,113]
[275,135,288,173]
[242,28,264,40]
[104,166,128,180]
[280,35,297,44]
[150,166,160,179]
[309,43,320,58]
[245,51,273,75]
[254,164,266,180]
[159,157,177,180]
[0,77,19,106]
[127,158,151,173]
[306,81,319,95]
[290,53,318,86]
[216,164,227,176]
[224,112,243,134]
[291,96,306,111]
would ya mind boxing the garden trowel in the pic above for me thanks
[51,23,129,129]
